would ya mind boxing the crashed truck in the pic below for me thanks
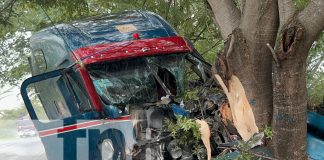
[21,10,226,160]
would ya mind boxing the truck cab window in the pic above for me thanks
[66,71,93,113]
[31,49,47,75]
[28,76,77,120]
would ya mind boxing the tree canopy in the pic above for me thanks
[0,0,322,104]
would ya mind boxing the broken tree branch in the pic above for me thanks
[207,0,241,39]
[278,0,296,28]
[214,74,259,141]
[298,0,324,42]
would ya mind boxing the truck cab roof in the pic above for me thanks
[29,10,182,73]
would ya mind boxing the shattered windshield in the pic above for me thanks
[88,54,186,105]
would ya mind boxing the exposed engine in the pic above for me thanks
[128,93,230,160]
[129,102,177,159]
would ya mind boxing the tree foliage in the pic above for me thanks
[0,0,221,84]
[0,0,322,105]
[307,32,324,106]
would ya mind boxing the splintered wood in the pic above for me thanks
[215,74,259,141]
[219,102,233,126]
[196,119,211,160]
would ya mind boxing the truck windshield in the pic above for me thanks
[88,54,186,105]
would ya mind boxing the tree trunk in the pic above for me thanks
[272,13,322,158]
[210,0,279,128]
[272,50,308,159]
[208,0,324,159]
[272,24,308,159]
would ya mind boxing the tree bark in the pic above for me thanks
[238,0,279,128]
[272,0,324,158]
[207,0,241,39]
[210,0,279,128]
[278,0,296,28]
[272,20,309,159]
[208,0,324,159]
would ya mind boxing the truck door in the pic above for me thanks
[21,69,135,160]
[21,69,98,160]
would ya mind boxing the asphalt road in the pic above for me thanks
[0,137,47,160]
